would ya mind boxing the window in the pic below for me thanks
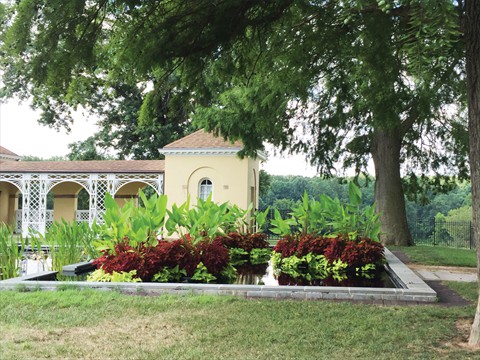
[199,179,213,201]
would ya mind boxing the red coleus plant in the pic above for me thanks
[93,241,143,276]
[323,236,348,263]
[273,236,298,258]
[196,238,230,277]
[93,238,200,281]
[217,232,270,252]
[341,237,384,267]
[273,234,384,266]
[296,235,331,257]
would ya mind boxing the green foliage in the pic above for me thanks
[273,252,349,282]
[191,262,217,283]
[445,206,472,223]
[253,207,270,232]
[269,183,381,241]
[37,220,97,274]
[67,137,112,160]
[228,248,249,266]
[165,196,252,244]
[152,265,187,283]
[258,170,272,198]
[269,209,296,236]
[87,268,141,283]
[96,190,167,253]
[0,225,24,280]
[249,248,272,265]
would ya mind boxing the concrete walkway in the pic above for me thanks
[407,264,477,282]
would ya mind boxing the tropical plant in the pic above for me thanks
[165,196,252,244]
[96,190,167,254]
[38,220,97,275]
[269,182,381,241]
[0,225,24,280]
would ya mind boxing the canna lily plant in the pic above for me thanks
[269,182,381,241]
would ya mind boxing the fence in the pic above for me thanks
[408,219,474,249]
[261,208,474,249]
[15,210,89,233]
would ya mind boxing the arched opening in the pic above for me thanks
[114,181,159,208]
[0,181,21,230]
[49,181,87,225]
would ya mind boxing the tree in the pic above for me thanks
[258,170,272,199]
[465,0,480,347]
[73,79,194,160]
[0,1,469,246]
[67,137,110,161]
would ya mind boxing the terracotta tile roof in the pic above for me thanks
[163,129,243,149]
[0,160,165,173]
[0,146,20,158]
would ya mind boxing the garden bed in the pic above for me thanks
[0,249,437,303]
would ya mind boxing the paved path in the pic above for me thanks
[407,264,477,282]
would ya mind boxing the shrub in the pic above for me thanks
[197,239,230,277]
[296,235,330,257]
[341,237,384,268]
[93,241,143,276]
[323,237,348,264]
[272,234,385,283]
[273,236,298,258]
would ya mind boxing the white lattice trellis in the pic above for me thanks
[1,172,164,236]
[76,210,89,223]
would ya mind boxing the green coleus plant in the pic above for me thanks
[87,268,141,283]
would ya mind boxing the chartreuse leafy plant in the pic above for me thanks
[96,190,167,253]
[0,225,24,280]
[269,182,381,241]
[87,268,141,283]
[165,195,247,244]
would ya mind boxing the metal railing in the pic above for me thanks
[15,210,90,233]
[408,219,474,249]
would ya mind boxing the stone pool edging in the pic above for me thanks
[0,248,437,303]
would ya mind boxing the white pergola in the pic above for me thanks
[0,160,164,236]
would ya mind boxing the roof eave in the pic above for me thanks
[159,148,241,156]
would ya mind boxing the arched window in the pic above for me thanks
[199,179,213,201]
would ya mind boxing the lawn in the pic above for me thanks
[0,286,479,360]
[389,245,477,268]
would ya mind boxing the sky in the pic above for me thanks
[0,98,319,176]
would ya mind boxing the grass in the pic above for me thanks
[0,285,479,360]
[389,245,477,268]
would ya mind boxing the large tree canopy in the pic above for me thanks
[0,1,469,246]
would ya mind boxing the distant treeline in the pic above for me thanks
[259,175,472,223]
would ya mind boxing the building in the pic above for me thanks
[0,130,262,236]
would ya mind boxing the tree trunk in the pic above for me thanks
[371,129,413,246]
[466,0,480,348]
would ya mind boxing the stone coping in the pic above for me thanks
[0,248,437,303]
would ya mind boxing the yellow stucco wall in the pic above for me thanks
[114,181,148,207]
[164,154,259,210]
[51,182,84,223]
[0,182,20,227]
